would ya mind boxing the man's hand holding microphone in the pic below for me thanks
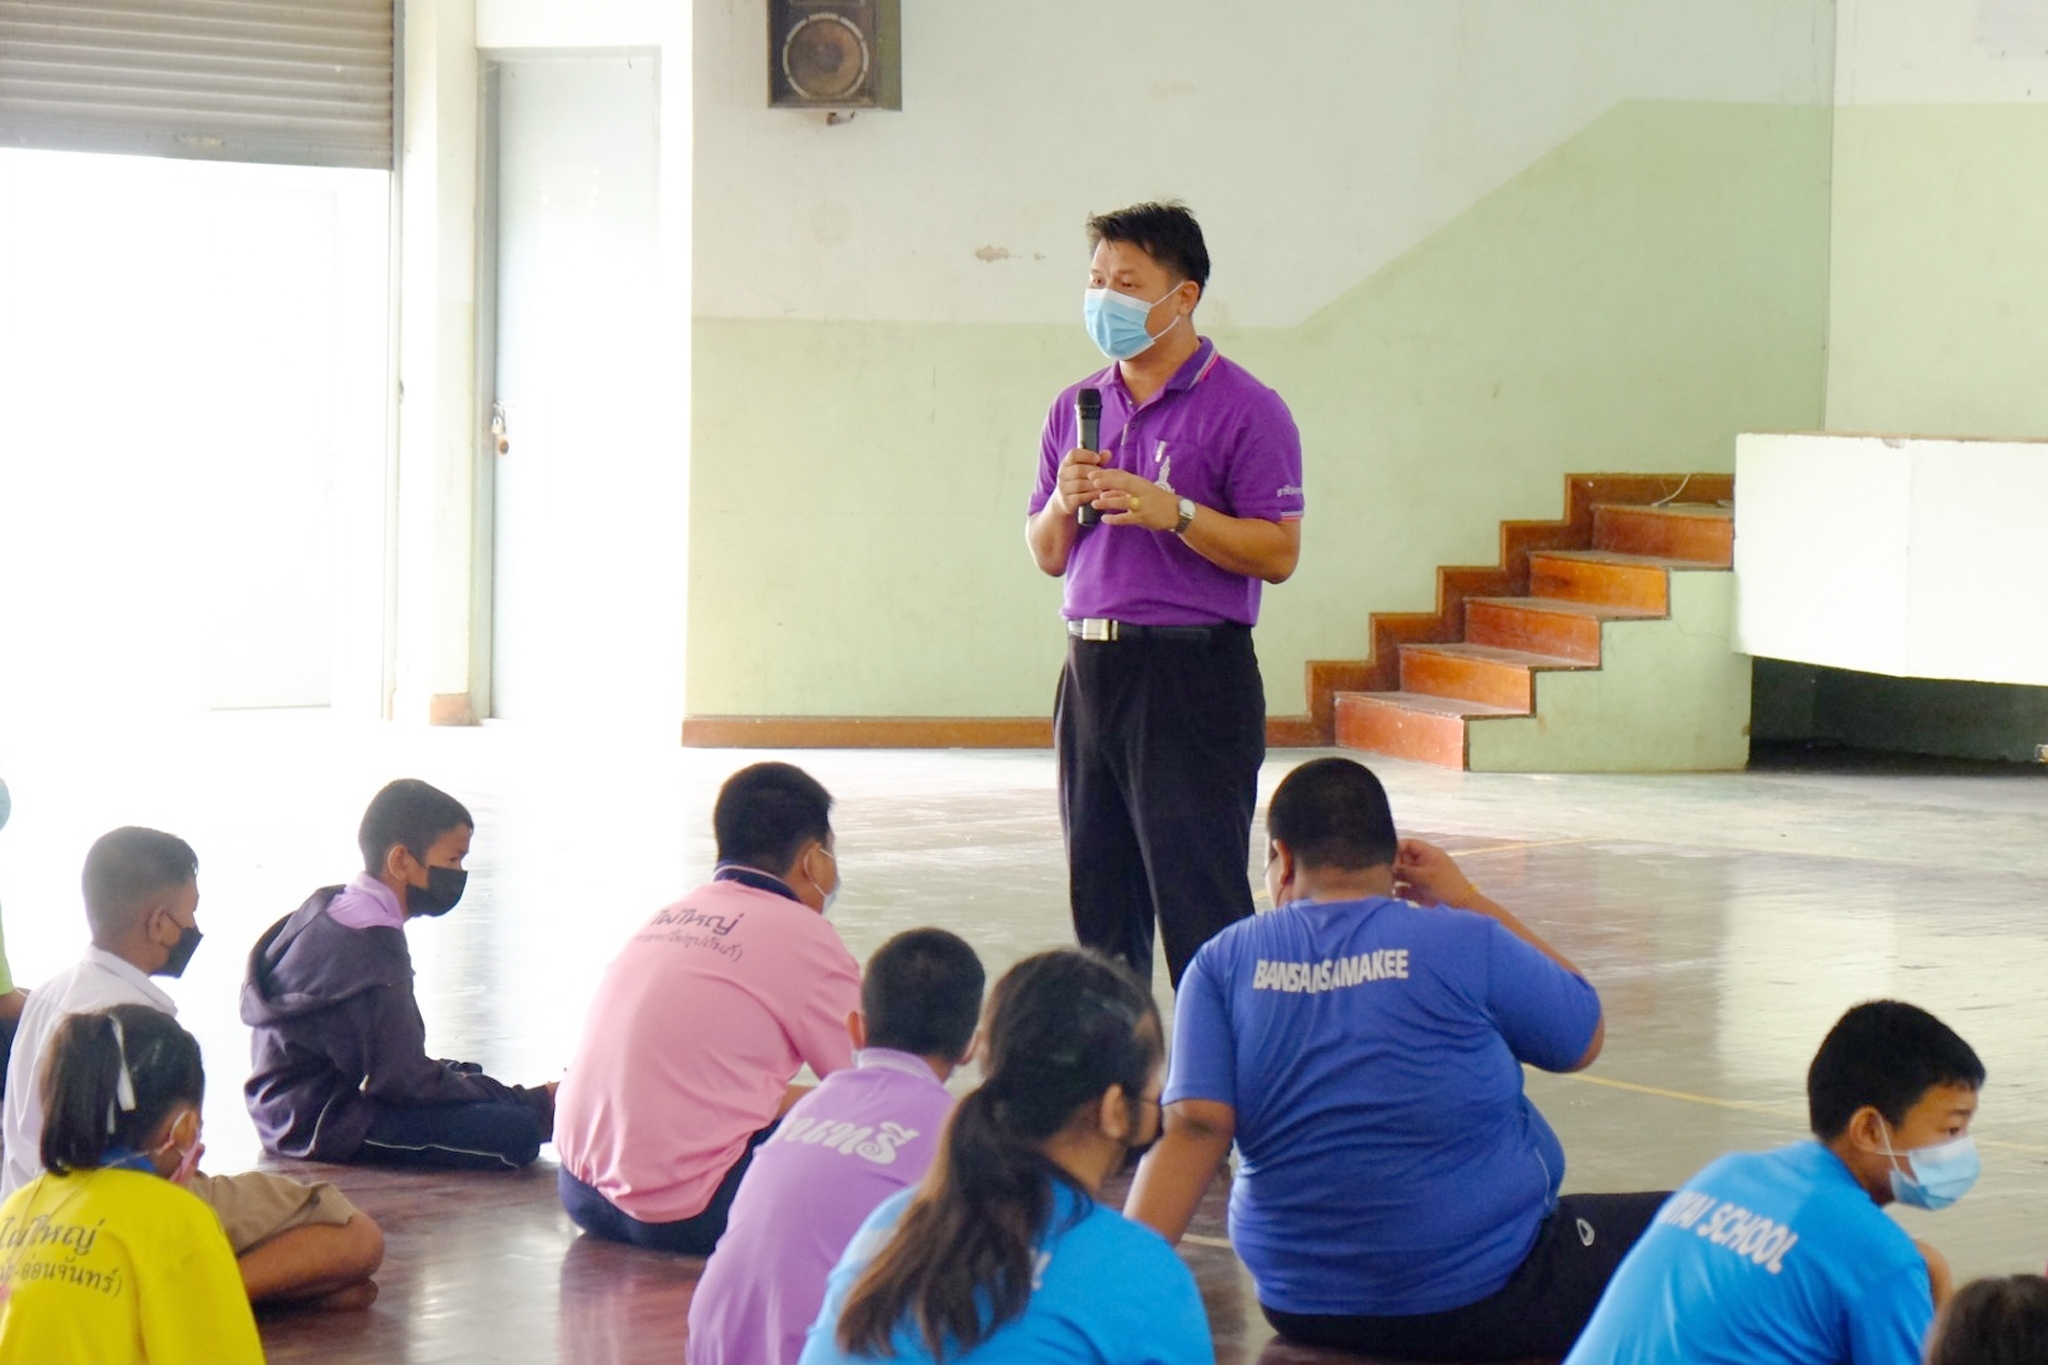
[1054,387,1181,532]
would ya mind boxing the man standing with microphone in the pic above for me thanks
[1026,201,1305,990]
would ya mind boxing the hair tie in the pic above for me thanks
[106,1016,139,1134]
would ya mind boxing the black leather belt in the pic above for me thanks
[1066,618,1235,643]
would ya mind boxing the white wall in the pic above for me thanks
[694,0,1832,330]
[1835,0,2048,104]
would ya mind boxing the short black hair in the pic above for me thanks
[1266,758,1398,872]
[1086,201,1210,292]
[714,763,833,875]
[1807,1000,1985,1140]
[82,827,198,945]
[359,779,473,874]
[862,929,986,1060]
[1930,1275,2048,1365]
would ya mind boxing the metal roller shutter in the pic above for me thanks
[0,0,392,170]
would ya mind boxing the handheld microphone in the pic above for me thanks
[1075,387,1103,526]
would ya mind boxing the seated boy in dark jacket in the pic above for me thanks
[242,779,556,1169]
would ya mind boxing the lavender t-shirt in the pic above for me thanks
[686,1050,955,1365]
[1030,338,1305,626]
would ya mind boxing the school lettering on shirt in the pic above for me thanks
[771,1117,919,1165]
[1252,949,1409,995]
[635,906,748,960]
[0,1211,124,1298]
[1656,1189,1800,1274]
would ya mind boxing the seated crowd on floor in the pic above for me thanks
[0,759,2039,1364]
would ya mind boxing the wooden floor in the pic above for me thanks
[4,716,2046,1362]
[251,1160,1349,1365]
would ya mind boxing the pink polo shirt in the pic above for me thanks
[554,876,861,1224]
[686,1049,955,1365]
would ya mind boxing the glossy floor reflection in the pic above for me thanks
[2,715,2045,1362]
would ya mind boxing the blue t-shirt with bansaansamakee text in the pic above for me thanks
[796,1181,1212,1365]
[1166,894,1601,1317]
[1563,1142,1935,1365]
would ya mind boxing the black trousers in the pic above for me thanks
[1262,1191,1671,1362]
[1055,625,1265,988]
[558,1124,775,1256]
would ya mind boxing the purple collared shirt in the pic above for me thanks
[324,872,406,930]
[685,1049,954,1365]
[1030,337,1305,626]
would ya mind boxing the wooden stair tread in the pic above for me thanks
[1335,690,1524,719]
[1310,472,1736,759]
[1530,547,1727,572]
[1465,596,1664,620]
[1591,501,1730,519]
[1401,642,1592,671]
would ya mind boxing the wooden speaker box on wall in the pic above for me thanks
[768,0,901,110]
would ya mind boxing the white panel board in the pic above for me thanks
[1904,442,2048,682]
[1735,432,2048,685]
[1734,433,1912,675]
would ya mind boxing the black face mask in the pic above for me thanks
[408,866,469,918]
[159,924,203,979]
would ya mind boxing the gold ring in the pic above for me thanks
[1130,496,1142,514]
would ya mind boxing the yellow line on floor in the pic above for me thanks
[1454,837,1597,857]
[1557,1071,1792,1115]
[1556,1071,2048,1156]
[1181,1233,1234,1250]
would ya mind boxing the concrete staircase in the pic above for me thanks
[1307,476,1750,772]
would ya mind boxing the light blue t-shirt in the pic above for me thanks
[1564,1142,1934,1365]
[797,1182,1212,1365]
[1166,894,1601,1317]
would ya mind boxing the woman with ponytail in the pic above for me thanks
[0,1004,262,1363]
[799,949,1212,1364]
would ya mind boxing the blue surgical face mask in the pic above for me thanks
[1879,1120,1979,1210]
[1083,285,1183,361]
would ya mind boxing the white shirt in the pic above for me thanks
[1,947,177,1195]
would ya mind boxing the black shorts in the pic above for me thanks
[1262,1191,1671,1363]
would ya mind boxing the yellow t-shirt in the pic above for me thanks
[0,1167,263,1365]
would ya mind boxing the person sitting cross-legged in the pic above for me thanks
[1565,1000,1986,1365]
[800,948,1211,1365]
[3,827,383,1308]
[1127,756,1667,1363]
[688,928,986,1365]
[554,762,864,1254]
[0,1006,266,1362]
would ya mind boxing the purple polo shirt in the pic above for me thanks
[685,1048,955,1365]
[1030,337,1305,625]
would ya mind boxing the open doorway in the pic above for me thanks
[0,149,391,730]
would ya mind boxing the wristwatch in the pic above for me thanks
[1172,497,1196,536]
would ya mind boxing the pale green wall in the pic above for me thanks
[687,100,1833,719]
[1825,105,2048,436]
[1802,103,2048,761]
[1468,571,1751,772]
